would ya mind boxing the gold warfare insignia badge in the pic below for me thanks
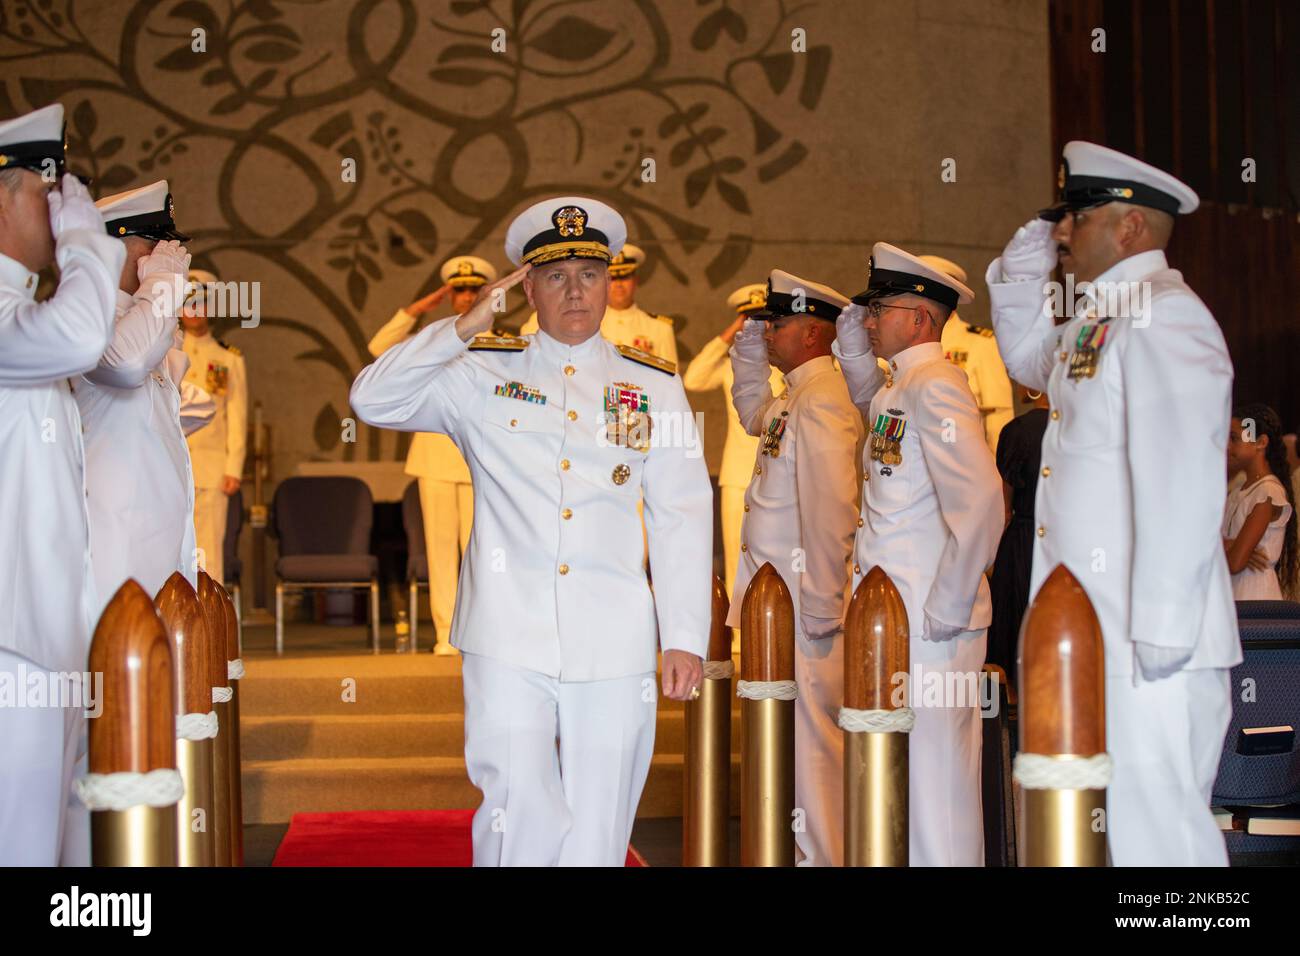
[553,205,587,238]
[612,463,631,485]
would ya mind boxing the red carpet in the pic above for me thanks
[272,809,647,866]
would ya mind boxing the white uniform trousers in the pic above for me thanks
[193,485,229,585]
[461,652,657,866]
[0,648,84,866]
[417,477,473,641]
[910,630,987,867]
[794,632,844,866]
[1106,667,1231,866]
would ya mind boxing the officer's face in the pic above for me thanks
[762,314,810,374]
[863,295,935,360]
[1052,203,1123,284]
[525,257,609,344]
[608,274,636,310]
[451,286,480,314]
[0,170,56,273]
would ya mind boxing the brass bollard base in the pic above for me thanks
[740,697,795,867]
[683,676,731,867]
[1022,787,1108,866]
[228,682,244,867]
[844,731,908,866]
[92,805,179,867]
[213,700,233,867]
[177,736,216,867]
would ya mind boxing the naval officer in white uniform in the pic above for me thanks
[351,197,712,866]
[729,269,862,866]
[368,255,498,653]
[834,243,1003,867]
[0,104,125,865]
[81,181,198,609]
[926,255,1015,453]
[520,243,679,362]
[986,142,1238,866]
[682,283,785,623]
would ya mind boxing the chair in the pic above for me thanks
[223,487,244,630]
[1235,600,1300,620]
[1213,616,1300,862]
[401,480,429,652]
[271,476,379,655]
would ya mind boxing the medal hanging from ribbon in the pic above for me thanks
[761,413,788,457]
[604,384,652,452]
[869,412,905,465]
[1068,321,1109,381]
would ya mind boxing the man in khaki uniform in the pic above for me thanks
[368,255,497,653]
[182,267,247,586]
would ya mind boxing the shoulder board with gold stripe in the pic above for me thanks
[968,324,994,338]
[652,313,675,327]
[468,334,529,352]
[616,343,676,375]
[218,340,241,356]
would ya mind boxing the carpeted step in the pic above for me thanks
[242,753,742,824]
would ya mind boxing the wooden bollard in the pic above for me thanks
[84,581,180,866]
[842,566,910,866]
[683,575,733,867]
[198,571,234,867]
[738,563,796,867]
[1016,565,1108,866]
[156,573,217,866]
[219,583,245,867]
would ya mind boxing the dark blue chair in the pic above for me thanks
[223,487,244,627]
[401,480,430,651]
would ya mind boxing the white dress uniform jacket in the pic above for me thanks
[350,318,713,680]
[368,308,471,484]
[0,236,123,675]
[183,331,247,487]
[834,338,1003,866]
[942,315,1014,452]
[522,304,679,364]
[987,248,1238,866]
[78,287,200,612]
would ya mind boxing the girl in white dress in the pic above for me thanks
[1224,404,1297,599]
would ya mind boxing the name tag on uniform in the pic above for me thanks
[493,381,547,404]
[761,411,788,457]
[604,382,651,452]
[1068,320,1111,381]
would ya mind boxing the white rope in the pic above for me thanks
[227,658,245,681]
[837,706,915,734]
[1013,752,1113,790]
[702,660,734,681]
[175,710,218,741]
[75,769,185,812]
[736,679,797,701]
[212,686,232,704]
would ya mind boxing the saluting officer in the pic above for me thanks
[986,142,1238,866]
[182,266,248,586]
[368,255,499,653]
[350,197,712,866]
[729,269,862,866]
[81,181,197,610]
[681,283,784,621]
[0,104,125,865]
[926,255,1015,453]
[521,242,679,362]
[834,243,1003,867]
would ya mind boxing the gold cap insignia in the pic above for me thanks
[553,205,587,238]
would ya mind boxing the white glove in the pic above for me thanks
[47,173,106,238]
[835,303,872,357]
[800,614,841,641]
[731,318,769,364]
[137,239,191,282]
[998,217,1058,282]
[921,613,963,643]
[1135,642,1193,682]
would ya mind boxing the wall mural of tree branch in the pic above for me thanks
[0,0,834,476]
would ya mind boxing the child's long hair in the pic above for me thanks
[1235,403,1298,598]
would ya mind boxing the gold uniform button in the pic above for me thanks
[1037,526,1046,538]
[1050,409,1060,421]
[1060,351,1068,361]
[561,508,572,520]
[743,504,750,513]
[558,564,569,575]
[1041,466,1051,478]
[560,459,570,470]
[564,365,575,376]
[755,466,762,476]
[856,517,864,528]
[510,419,518,428]
[567,410,578,422]
[740,544,748,553]
[853,564,861,574]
